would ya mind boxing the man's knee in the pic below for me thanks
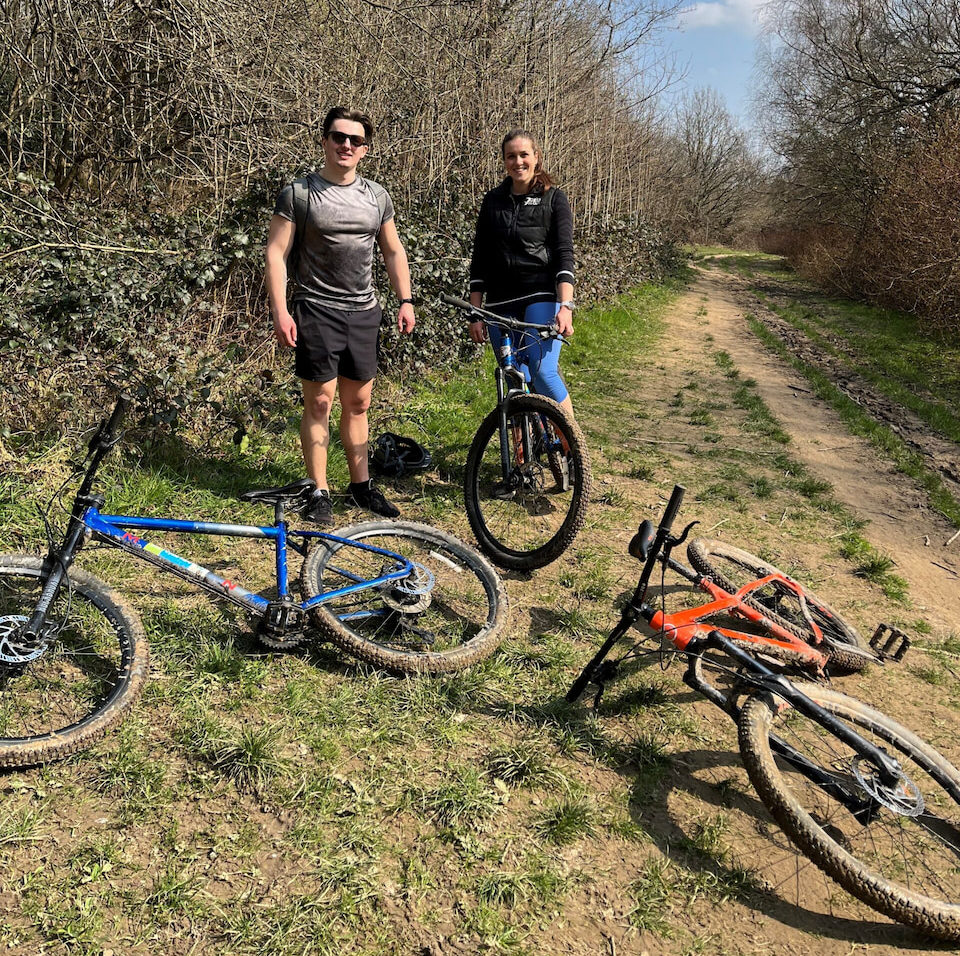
[340,384,372,417]
[304,388,334,422]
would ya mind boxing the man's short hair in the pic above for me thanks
[322,107,374,144]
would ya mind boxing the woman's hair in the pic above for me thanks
[500,128,555,190]
[323,106,374,144]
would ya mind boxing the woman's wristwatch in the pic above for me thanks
[558,300,575,311]
[399,297,414,306]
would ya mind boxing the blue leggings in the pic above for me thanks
[488,300,569,404]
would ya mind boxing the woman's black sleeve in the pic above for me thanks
[469,195,492,297]
[549,189,576,287]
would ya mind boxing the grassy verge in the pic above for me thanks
[746,313,960,529]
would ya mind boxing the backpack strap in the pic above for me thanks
[287,176,311,288]
[364,178,389,224]
[292,176,310,238]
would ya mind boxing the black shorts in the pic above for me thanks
[294,301,382,383]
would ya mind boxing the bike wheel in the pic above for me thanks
[687,539,875,673]
[0,555,149,767]
[739,684,960,940]
[300,521,508,675]
[464,394,591,571]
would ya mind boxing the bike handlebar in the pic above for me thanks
[661,484,686,534]
[88,393,132,457]
[439,294,567,342]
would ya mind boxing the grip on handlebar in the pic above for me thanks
[661,484,686,533]
[440,293,473,311]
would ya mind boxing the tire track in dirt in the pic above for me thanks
[691,265,960,635]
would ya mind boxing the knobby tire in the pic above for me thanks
[739,684,960,940]
[0,555,149,767]
[464,394,591,571]
[300,521,507,675]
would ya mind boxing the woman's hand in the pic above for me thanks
[556,306,574,337]
[468,320,487,344]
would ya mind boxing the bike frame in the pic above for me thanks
[83,508,414,617]
[24,394,416,640]
[568,484,905,792]
[651,558,828,669]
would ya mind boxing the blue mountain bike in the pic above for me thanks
[0,396,507,767]
[442,294,591,571]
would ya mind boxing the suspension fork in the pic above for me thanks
[24,395,130,643]
[495,334,532,480]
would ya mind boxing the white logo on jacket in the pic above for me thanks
[523,197,542,206]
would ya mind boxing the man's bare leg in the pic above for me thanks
[338,376,374,484]
[339,376,399,517]
[301,378,338,489]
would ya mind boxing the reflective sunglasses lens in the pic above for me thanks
[329,131,366,148]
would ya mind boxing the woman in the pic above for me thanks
[468,129,577,420]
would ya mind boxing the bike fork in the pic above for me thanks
[689,630,905,789]
[24,513,90,642]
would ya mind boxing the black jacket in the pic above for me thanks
[469,179,575,306]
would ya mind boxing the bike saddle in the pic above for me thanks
[239,477,316,506]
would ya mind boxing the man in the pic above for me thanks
[265,107,415,525]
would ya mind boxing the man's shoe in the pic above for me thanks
[348,480,400,519]
[301,489,334,527]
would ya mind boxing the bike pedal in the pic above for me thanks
[869,623,911,662]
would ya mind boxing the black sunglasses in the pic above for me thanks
[327,130,368,148]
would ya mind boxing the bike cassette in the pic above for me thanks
[851,756,924,817]
[869,623,910,662]
[381,564,434,613]
[0,616,48,664]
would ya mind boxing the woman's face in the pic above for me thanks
[503,137,538,192]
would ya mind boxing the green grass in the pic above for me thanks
[767,299,960,446]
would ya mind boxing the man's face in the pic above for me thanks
[323,119,369,172]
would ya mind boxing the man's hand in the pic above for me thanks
[468,320,487,344]
[273,311,297,347]
[398,303,415,334]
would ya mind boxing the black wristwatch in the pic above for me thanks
[399,297,414,306]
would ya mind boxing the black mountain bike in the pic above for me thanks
[568,484,960,941]
[441,294,591,571]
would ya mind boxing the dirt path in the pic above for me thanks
[693,264,960,635]
[546,265,960,956]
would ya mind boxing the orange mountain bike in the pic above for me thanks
[566,485,960,941]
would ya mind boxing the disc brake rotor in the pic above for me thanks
[380,563,435,614]
[0,615,48,664]
[851,755,925,817]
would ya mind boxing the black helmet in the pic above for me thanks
[369,433,433,478]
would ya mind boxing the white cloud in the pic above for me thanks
[679,0,766,32]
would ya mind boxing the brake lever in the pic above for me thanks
[666,520,700,550]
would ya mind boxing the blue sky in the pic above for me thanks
[657,0,765,130]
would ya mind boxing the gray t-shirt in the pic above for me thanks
[274,173,395,310]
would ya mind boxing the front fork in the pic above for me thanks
[495,364,532,482]
[23,498,97,643]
